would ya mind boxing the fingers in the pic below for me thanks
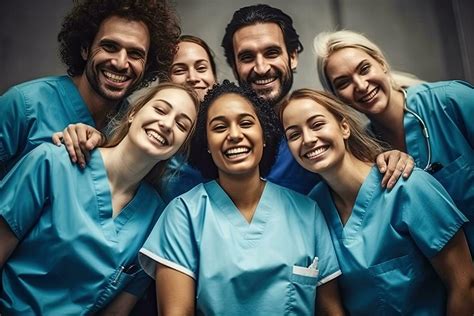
[377,150,415,189]
[85,132,105,151]
[62,126,78,164]
[51,132,64,146]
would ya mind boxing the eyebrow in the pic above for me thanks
[332,59,367,82]
[99,38,147,57]
[208,113,256,125]
[156,99,193,123]
[284,114,324,133]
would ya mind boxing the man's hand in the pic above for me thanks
[376,150,415,189]
[52,123,105,168]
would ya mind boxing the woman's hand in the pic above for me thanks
[376,150,415,189]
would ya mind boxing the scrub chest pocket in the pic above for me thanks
[285,264,319,315]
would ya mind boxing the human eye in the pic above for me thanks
[265,48,281,58]
[360,63,371,75]
[334,78,350,90]
[128,49,145,60]
[239,53,254,63]
[176,120,189,132]
[101,42,118,52]
[211,123,227,132]
[286,131,301,141]
[240,119,254,128]
[172,67,186,76]
[153,106,166,115]
[196,65,209,73]
[310,120,325,130]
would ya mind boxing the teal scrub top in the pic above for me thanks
[140,181,341,315]
[0,143,165,315]
[309,167,467,315]
[0,75,95,178]
[404,81,474,254]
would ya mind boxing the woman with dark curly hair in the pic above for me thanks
[139,81,345,315]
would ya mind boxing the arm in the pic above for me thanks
[430,230,474,316]
[51,123,105,168]
[445,81,474,146]
[375,150,415,189]
[156,264,195,316]
[316,278,345,316]
[0,217,19,268]
[99,291,139,316]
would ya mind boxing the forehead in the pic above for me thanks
[326,47,374,76]
[284,98,332,123]
[208,93,257,118]
[233,22,287,54]
[173,42,210,63]
[93,15,150,51]
[149,88,196,115]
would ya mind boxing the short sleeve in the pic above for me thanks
[0,86,28,170]
[0,144,52,239]
[401,170,467,258]
[313,202,341,286]
[446,81,474,146]
[139,197,198,280]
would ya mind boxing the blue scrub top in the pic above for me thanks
[161,139,322,202]
[0,143,165,315]
[404,81,474,254]
[140,180,341,315]
[309,167,467,315]
[0,75,95,178]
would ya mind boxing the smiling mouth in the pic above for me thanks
[102,70,130,83]
[146,129,168,146]
[252,77,277,86]
[224,146,251,159]
[358,87,379,103]
[304,146,329,159]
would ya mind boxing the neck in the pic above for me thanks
[369,88,406,151]
[319,154,373,225]
[72,75,119,130]
[218,170,265,223]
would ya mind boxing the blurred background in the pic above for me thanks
[1,0,473,94]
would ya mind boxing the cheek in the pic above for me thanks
[170,74,186,84]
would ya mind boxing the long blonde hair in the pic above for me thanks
[313,30,424,94]
[281,88,388,163]
[104,82,199,189]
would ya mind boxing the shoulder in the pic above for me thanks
[5,75,69,94]
[389,168,442,196]
[408,80,472,98]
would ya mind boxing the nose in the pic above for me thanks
[302,128,317,146]
[227,124,243,142]
[353,75,368,92]
[158,115,174,132]
[254,55,270,75]
[186,68,199,84]
[111,49,129,71]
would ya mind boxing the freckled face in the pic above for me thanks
[282,98,350,174]
[170,41,216,101]
[127,88,197,161]
[325,47,393,116]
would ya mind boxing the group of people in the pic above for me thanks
[0,0,473,315]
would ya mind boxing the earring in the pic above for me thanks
[207,149,211,154]
[263,143,266,147]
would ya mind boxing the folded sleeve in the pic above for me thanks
[139,196,199,280]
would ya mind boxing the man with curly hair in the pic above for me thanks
[221,4,414,193]
[0,0,180,178]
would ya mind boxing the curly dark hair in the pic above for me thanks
[221,4,303,70]
[58,0,181,89]
[189,80,282,179]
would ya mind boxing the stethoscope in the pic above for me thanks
[402,89,443,174]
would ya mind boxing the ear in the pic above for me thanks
[340,119,351,140]
[128,112,136,123]
[289,50,298,71]
[80,46,88,61]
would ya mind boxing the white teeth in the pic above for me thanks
[103,71,128,83]
[225,147,250,156]
[305,146,328,159]
[359,87,378,103]
[147,130,166,145]
[254,77,276,85]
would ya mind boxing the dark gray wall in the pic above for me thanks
[1,0,472,94]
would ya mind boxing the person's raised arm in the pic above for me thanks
[156,264,195,316]
[375,150,415,189]
[430,230,474,316]
[52,123,105,168]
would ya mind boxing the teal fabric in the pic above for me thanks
[0,143,165,315]
[140,181,340,315]
[0,75,95,178]
[309,167,467,315]
[404,80,474,255]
